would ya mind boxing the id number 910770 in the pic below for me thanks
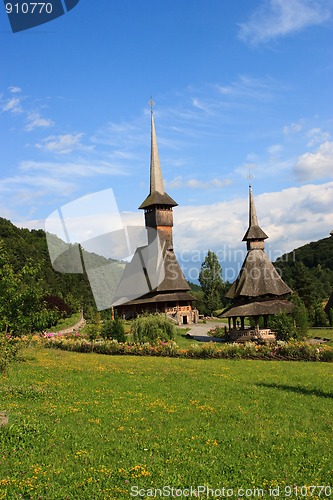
[6,3,53,14]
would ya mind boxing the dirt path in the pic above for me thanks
[54,312,86,335]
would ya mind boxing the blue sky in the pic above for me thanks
[1,0,333,279]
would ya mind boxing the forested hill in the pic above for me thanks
[274,235,333,306]
[1,216,332,318]
[0,217,98,311]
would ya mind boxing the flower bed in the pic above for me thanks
[41,337,333,362]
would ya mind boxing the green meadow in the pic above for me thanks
[308,328,333,343]
[0,347,332,499]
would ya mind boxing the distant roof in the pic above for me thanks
[139,111,177,209]
[226,248,292,299]
[222,299,293,318]
[116,291,195,306]
[242,185,268,241]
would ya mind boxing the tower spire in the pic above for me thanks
[249,184,259,227]
[149,102,165,195]
[242,184,268,246]
[139,100,177,209]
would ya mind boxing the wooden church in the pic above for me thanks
[113,105,198,325]
[222,185,293,341]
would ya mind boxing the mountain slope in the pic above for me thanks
[0,217,109,311]
[274,235,333,306]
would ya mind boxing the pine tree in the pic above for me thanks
[199,250,223,316]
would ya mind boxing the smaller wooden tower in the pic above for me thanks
[222,185,293,341]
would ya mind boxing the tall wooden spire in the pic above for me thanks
[149,104,164,195]
[139,104,177,209]
[113,101,196,325]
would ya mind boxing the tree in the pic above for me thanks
[199,250,223,316]
[291,293,309,336]
[310,301,329,327]
[329,308,333,328]
[291,262,320,308]
[0,241,55,335]
[270,313,297,341]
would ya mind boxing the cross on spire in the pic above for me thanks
[247,170,254,187]
[149,97,155,115]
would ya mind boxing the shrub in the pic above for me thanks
[320,347,333,362]
[209,326,226,338]
[269,313,297,341]
[131,314,176,344]
[85,323,100,341]
[101,317,125,342]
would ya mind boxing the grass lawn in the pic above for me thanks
[308,328,333,342]
[174,328,192,348]
[0,348,332,499]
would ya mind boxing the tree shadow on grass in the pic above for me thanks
[256,383,333,399]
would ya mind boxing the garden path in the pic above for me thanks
[54,312,86,335]
[184,322,227,343]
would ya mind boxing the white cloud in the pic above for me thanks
[238,0,332,45]
[235,156,293,179]
[2,97,23,113]
[294,141,333,180]
[8,86,22,94]
[91,120,144,147]
[306,128,330,147]
[216,75,279,101]
[191,98,211,113]
[25,112,55,131]
[167,176,232,190]
[267,144,283,156]
[110,150,136,160]
[35,133,94,154]
[0,156,129,219]
[19,159,128,177]
[283,120,304,135]
[0,174,75,196]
